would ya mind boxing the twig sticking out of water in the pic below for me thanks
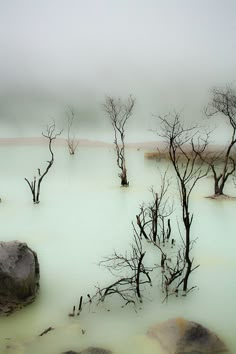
[68,305,76,317]
[77,296,83,316]
[39,326,55,336]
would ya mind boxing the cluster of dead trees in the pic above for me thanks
[68,84,236,312]
[72,113,209,311]
[104,86,236,196]
[22,84,236,308]
[24,85,236,204]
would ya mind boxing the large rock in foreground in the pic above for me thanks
[147,317,228,354]
[0,241,40,315]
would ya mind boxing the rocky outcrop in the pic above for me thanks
[0,241,40,315]
[63,347,112,354]
[147,317,228,354]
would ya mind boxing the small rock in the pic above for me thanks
[147,317,228,354]
[63,347,112,354]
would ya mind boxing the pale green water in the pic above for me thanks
[0,145,235,353]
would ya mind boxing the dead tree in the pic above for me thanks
[205,86,236,196]
[97,181,182,305]
[71,231,152,313]
[66,106,79,155]
[133,180,197,300]
[72,177,194,311]
[158,113,208,293]
[103,95,135,186]
[25,123,62,204]
[135,175,172,245]
[97,230,152,305]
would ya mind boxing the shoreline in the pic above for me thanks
[0,137,225,152]
[0,137,161,150]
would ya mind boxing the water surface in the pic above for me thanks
[0,145,235,353]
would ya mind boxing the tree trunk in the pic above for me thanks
[214,178,224,196]
[120,167,129,186]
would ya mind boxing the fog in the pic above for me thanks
[0,0,236,139]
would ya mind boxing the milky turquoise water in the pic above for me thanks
[0,144,235,353]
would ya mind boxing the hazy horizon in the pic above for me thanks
[0,0,236,140]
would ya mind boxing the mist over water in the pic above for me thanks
[1,0,236,139]
[0,144,235,353]
[0,1,236,353]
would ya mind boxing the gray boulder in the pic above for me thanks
[147,317,228,354]
[0,241,40,315]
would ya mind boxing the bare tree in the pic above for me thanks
[205,86,236,196]
[68,229,152,314]
[66,106,79,155]
[135,180,172,245]
[158,112,208,292]
[70,173,200,314]
[97,230,152,305]
[96,178,180,305]
[25,122,62,204]
[103,95,135,186]
[133,178,198,300]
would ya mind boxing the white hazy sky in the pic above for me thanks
[0,0,236,140]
